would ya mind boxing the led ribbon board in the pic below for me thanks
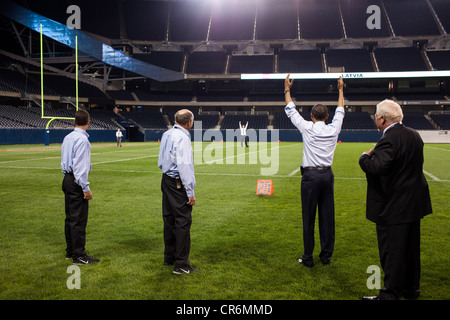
[241,71,450,80]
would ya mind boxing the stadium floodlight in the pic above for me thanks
[241,71,450,80]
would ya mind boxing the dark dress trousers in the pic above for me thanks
[161,174,192,268]
[62,172,88,258]
[359,123,432,300]
[301,167,335,265]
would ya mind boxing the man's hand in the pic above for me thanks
[337,76,344,91]
[284,74,294,105]
[187,196,196,206]
[84,190,93,200]
[285,73,294,91]
[363,148,374,156]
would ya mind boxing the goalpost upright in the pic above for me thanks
[41,24,78,145]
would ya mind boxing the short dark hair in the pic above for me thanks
[175,109,193,126]
[75,109,90,126]
[311,104,328,121]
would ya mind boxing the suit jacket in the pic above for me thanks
[359,123,432,225]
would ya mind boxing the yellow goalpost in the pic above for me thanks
[41,24,78,144]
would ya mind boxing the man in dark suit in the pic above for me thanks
[359,99,432,300]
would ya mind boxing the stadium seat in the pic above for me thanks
[429,113,450,129]
[402,111,435,130]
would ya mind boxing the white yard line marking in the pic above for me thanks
[423,170,442,181]
[0,166,58,170]
[1,165,449,181]
[2,143,448,182]
[195,143,297,166]
[288,167,301,176]
[0,148,158,164]
[92,155,158,165]
[0,155,62,164]
[425,146,450,152]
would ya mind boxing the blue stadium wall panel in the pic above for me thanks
[144,129,381,143]
[0,129,125,145]
[0,129,379,145]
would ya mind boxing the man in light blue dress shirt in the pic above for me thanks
[284,74,345,267]
[61,109,99,265]
[158,109,197,274]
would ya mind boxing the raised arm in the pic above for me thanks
[329,76,346,133]
[337,76,344,108]
[284,73,308,133]
[284,73,294,105]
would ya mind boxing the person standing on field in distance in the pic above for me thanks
[359,99,432,300]
[158,109,198,274]
[284,74,345,267]
[239,120,248,147]
[61,109,99,265]
[116,128,123,147]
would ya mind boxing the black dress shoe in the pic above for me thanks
[321,259,330,266]
[362,295,380,300]
[402,290,420,300]
[298,258,313,268]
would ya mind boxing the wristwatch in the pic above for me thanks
[284,89,290,94]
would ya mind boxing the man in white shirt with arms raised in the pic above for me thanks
[284,74,345,267]
[239,120,248,147]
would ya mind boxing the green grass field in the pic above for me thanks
[0,141,448,300]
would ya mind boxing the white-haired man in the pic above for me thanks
[158,109,198,275]
[359,99,432,300]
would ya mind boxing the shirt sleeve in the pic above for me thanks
[329,106,345,134]
[176,136,196,198]
[285,101,307,133]
[157,133,167,170]
[72,139,91,192]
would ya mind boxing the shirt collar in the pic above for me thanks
[74,127,89,138]
[313,120,326,126]
[174,124,190,137]
[383,121,401,135]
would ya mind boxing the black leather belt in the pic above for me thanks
[163,173,183,189]
[302,166,331,171]
[163,173,180,180]
[301,166,331,174]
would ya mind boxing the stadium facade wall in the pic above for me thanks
[418,130,450,143]
[0,129,124,145]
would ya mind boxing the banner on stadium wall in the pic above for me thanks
[241,71,450,80]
